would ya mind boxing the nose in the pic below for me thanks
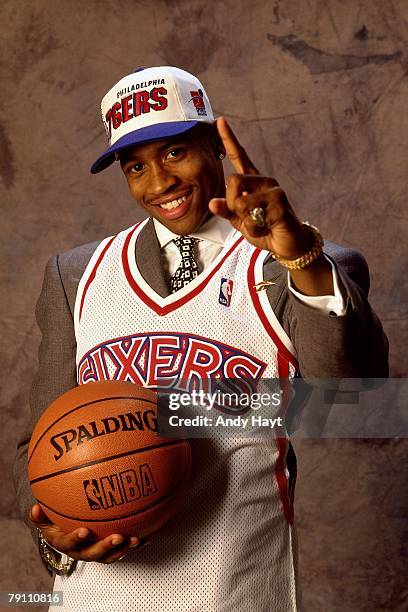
[147,162,179,197]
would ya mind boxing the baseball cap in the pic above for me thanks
[90,66,215,174]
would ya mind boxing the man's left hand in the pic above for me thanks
[209,117,312,259]
[209,117,334,297]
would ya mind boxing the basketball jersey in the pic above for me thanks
[52,219,302,612]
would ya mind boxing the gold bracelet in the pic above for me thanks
[37,528,76,576]
[271,223,324,270]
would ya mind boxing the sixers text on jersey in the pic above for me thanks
[78,332,267,392]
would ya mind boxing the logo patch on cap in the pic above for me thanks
[189,89,207,116]
[219,278,233,306]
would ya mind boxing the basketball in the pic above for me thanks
[28,380,191,539]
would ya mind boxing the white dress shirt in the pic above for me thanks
[153,215,346,316]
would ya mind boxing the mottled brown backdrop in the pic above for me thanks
[1,1,407,610]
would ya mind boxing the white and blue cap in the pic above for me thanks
[91,66,215,173]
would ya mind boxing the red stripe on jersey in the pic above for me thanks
[274,434,293,524]
[122,224,245,316]
[248,249,298,370]
[277,353,295,416]
[79,235,117,321]
[274,357,294,524]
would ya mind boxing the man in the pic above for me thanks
[14,66,388,611]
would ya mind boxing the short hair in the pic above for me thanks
[190,122,222,153]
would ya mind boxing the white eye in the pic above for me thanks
[166,148,184,159]
[129,163,144,174]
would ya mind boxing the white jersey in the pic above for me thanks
[53,219,302,612]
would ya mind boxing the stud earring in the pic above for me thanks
[218,152,225,160]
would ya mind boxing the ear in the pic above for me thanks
[210,133,225,160]
[211,124,225,160]
[216,144,226,160]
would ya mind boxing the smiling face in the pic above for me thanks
[119,124,226,235]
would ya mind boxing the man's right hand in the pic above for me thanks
[29,503,141,564]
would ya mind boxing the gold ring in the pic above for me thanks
[249,207,265,227]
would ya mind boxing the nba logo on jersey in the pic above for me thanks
[219,278,233,306]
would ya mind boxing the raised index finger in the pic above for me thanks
[216,117,259,175]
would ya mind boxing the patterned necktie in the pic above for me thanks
[170,236,201,293]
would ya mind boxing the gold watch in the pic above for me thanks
[271,222,324,270]
[37,528,76,576]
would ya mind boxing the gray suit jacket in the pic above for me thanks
[13,218,389,557]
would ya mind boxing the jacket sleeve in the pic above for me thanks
[269,248,389,383]
[12,254,78,549]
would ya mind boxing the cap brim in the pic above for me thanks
[90,120,201,174]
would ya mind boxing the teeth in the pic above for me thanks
[160,195,187,210]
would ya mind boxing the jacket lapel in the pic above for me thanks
[136,217,170,298]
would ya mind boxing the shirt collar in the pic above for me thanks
[153,215,235,249]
